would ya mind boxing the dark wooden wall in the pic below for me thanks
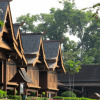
[0,61,3,82]
[39,71,47,89]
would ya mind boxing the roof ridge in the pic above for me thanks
[21,33,42,35]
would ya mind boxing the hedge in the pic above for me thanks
[0,89,7,99]
[7,95,21,100]
[61,91,76,97]
[53,96,97,100]
[26,97,48,100]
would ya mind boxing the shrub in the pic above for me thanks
[42,92,46,97]
[26,97,48,100]
[53,96,78,100]
[80,97,96,100]
[53,96,64,99]
[31,92,36,96]
[42,97,48,100]
[53,96,97,100]
[2,91,7,98]
[0,89,3,99]
[0,89,7,99]
[7,95,21,100]
[61,91,76,97]
[8,89,18,95]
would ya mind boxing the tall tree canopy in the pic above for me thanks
[17,1,90,40]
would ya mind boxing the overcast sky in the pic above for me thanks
[10,0,100,41]
[10,0,100,22]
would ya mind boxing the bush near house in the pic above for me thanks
[42,92,46,97]
[0,89,7,99]
[8,89,18,95]
[30,92,36,96]
[61,91,76,97]
[53,96,96,100]
[26,97,49,100]
[7,95,21,100]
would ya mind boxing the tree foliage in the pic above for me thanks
[17,1,90,40]
[16,13,38,33]
[0,20,3,27]
[81,18,100,64]
[64,60,81,74]
[61,91,76,97]
[0,9,4,27]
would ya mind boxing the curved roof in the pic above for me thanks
[21,33,49,69]
[43,40,66,73]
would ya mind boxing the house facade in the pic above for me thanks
[21,33,49,96]
[40,40,66,98]
[0,0,29,95]
[0,0,65,97]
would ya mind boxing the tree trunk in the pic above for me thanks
[72,75,74,91]
[69,74,71,92]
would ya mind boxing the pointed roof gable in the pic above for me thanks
[21,33,49,69]
[43,40,66,73]
[0,1,25,64]
[0,0,18,45]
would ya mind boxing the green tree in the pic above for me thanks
[81,18,100,64]
[63,37,78,52]
[64,59,81,92]
[16,13,38,33]
[16,1,90,40]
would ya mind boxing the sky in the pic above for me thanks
[10,0,100,41]
[10,0,100,22]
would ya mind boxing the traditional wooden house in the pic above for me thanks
[21,33,49,96]
[40,40,66,98]
[0,0,66,97]
[0,0,32,95]
[58,65,100,97]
